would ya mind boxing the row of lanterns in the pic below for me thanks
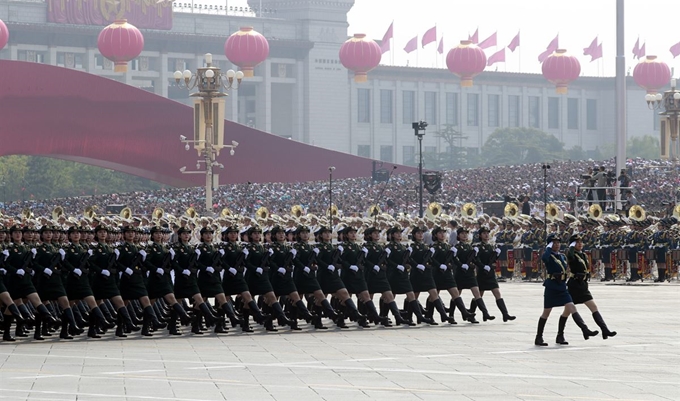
[339,34,673,95]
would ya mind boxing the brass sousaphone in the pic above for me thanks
[588,204,603,219]
[426,202,442,220]
[673,203,680,219]
[545,203,560,221]
[327,204,338,217]
[84,206,96,220]
[256,206,269,220]
[628,205,646,221]
[291,205,304,218]
[462,203,477,217]
[220,207,232,218]
[185,207,197,219]
[52,206,65,220]
[152,207,164,221]
[367,204,381,218]
[504,203,519,217]
[120,207,132,220]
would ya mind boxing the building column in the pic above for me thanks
[158,52,169,98]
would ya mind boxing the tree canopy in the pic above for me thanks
[481,127,565,166]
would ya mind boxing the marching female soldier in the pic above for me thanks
[454,227,496,322]
[0,227,24,341]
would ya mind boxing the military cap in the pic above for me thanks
[39,225,54,233]
[364,227,379,236]
[339,225,357,235]
[456,227,469,235]
[411,226,425,235]
[270,225,285,236]
[315,226,331,235]
[431,226,446,236]
[546,233,561,243]
[67,226,80,234]
[223,225,239,234]
[199,227,214,235]
[9,224,23,233]
[386,226,402,237]
[247,225,262,234]
[478,226,490,234]
[568,233,583,243]
[295,225,310,235]
[150,226,163,235]
[177,226,192,235]
[121,225,136,233]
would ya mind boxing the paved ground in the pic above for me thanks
[1,282,679,401]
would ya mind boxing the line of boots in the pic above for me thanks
[535,311,615,346]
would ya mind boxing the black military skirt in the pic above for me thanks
[173,273,200,299]
[455,267,478,290]
[317,266,346,294]
[365,267,391,294]
[432,266,456,290]
[36,269,67,300]
[197,269,224,298]
[475,268,499,291]
[91,271,121,300]
[543,279,573,308]
[387,267,413,294]
[222,270,249,296]
[119,269,148,300]
[293,267,322,294]
[0,273,7,294]
[245,268,274,296]
[147,272,174,299]
[270,270,297,297]
[65,271,94,300]
[340,266,368,294]
[409,266,436,292]
[567,277,593,304]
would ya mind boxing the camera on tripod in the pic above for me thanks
[412,121,428,131]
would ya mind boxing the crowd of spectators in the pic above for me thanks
[1,158,678,219]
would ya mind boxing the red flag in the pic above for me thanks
[437,37,444,54]
[404,36,418,54]
[508,31,520,52]
[487,48,506,66]
[478,32,497,49]
[671,41,680,58]
[468,28,478,44]
[422,26,437,47]
[589,43,603,62]
[583,36,598,56]
[380,21,393,54]
[632,37,640,59]
[538,34,559,63]
[639,43,646,58]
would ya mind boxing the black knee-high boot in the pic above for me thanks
[271,301,293,326]
[295,300,319,324]
[221,301,243,327]
[3,316,15,341]
[88,313,102,339]
[592,311,616,339]
[363,300,389,326]
[240,308,254,333]
[60,308,82,339]
[556,315,569,345]
[72,305,87,328]
[496,298,516,322]
[454,297,477,323]
[117,306,141,332]
[312,305,328,329]
[247,300,265,324]
[126,304,142,326]
[424,300,434,320]
[171,303,190,326]
[99,303,114,327]
[535,317,548,346]
[433,298,455,324]
[469,298,478,314]
[320,299,339,320]
[343,299,369,327]
[213,309,228,334]
[571,312,599,340]
[198,303,217,327]
[409,300,436,325]
[152,303,167,322]
[17,303,34,325]
[7,304,22,321]
[388,301,413,326]
[474,298,495,321]
[379,298,389,317]
[33,315,45,340]
[36,304,57,325]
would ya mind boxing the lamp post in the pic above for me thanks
[412,120,428,218]
[174,53,243,213]
[542,164,551,244]
[328,166,335,222]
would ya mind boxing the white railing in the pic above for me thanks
[171,2,277,17]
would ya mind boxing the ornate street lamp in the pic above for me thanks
[174,53,243,213]
[658,79,680,161]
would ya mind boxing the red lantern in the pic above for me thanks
[446,40,487,87]
[224,27,269,78]
[541,49,581,94]
[339,34,382,83]
[633,56,671,94]
[97,19,144,73]
[0,19,8,50]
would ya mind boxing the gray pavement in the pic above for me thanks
[1,282,679,401]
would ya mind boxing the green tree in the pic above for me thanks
[627,135,660,159]
[481,127,565,166]
[566,145,586,161]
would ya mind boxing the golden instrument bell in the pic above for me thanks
[52,206,65,220]
[220,207,232,218]
[628,205,646,221]
[673,203,680,219]
[256,206,269,220]
[546,203,560,221]
[504,203,518,218]
[152,207,164,221]
[327,204,338,217]
[185,207,197,219]
[426,202,442,220]
[588,204,603,219]
[84,206,96,220]
[367,204,381,217]
[462,203,476,217]
[120,207,132,220]
[291,205,304,218]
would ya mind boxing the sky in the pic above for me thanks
[227,0,680,78]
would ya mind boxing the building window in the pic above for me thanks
[425,91,437,125]
[446,93,459,125]
[467,93,479,126]
[424,146,437,155]
[380,145,393,162]
[528,96,540,128]
[357,145,371,158]
[586,99,597,130]
[403,145,415,165]
[548,97,560,129]
[358,88,370,123]
[380,90,393,124]
[567,98,579,129]
[508,95,520,127]
[488,94,500,127]
[402,90,415,124]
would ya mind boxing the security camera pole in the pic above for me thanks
[413,121,428,218]
[174,53,242,213]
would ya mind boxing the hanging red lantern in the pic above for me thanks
[97,19,144,73]
[541,49,581,94]
[446,40,487,87]
[224,27,270,78]
[633,56,671,94]
[0,19,8,50]
[339,34,382,83]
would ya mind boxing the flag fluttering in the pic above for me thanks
[422,26,437,48]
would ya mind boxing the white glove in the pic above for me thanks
[277,267,286,274]
[268,248,274,255]
[462,264,469,270]
[256,267,264,275]
[101,269,111,277]
[31,248,37,256]
[349,265,359,272]
[416,264,425,271]
[373,265,380,272]
[58,248,66,260]
[0,268,6,275]
[73,268,82,277]
[16,268,25,276]
[43,268,53,277]
[303,266,311,274]
[228,267,237,275]
[139,250,147,261]
[87,249,93,256]
[473,247,479,255]
[195,248,201,256]
[206,266,215,274]
[407,246,413,253]
[325,264,335,272]
[361,247,369,256]
[2,249,9,257]
[385,247,392,256]
[495,248,501,256]
[484,265,491,272]
[439,264,447,271]
[451,246,458,256]
[124,267,134,276]
[337,245,344,254]
[430,247,436,255]
[396,264,405,272]
[313,248,320,255]
[219,249,225,256]
[114,249,120,259]
[290,248,297,257]
[156,268,165,275]
[169,248,176,259]
[182,269,191,276]
[242,248,249,256]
